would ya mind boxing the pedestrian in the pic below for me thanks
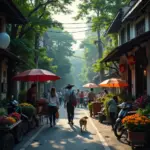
[64,84,77,125]
[107,96,118,130]
[27,83,37,106]
[76,89,80,108]
[48,87,59,127]
[79,91,84,108]
[88,88,96,103]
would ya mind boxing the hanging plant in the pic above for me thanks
[119,64,126,73]
[127,55,136,65]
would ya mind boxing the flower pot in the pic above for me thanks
[128,130,145,144]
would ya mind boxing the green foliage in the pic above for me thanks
[0,108,7,116]
[79,36,98,83]
[10,0,73,72]
[137,105,150,116]
[21,106,36,118]
[88,102,93,111]
[45,29,76,88]
[75,0,129,74]
[18,90,27,103]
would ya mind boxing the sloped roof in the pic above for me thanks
[0,0,27,24]
[101,31,150,62]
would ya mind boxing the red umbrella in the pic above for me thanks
[12,69,60,82]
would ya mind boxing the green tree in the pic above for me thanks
[44,29,76,88]
[75,0,129,77]
[7,0,73,97]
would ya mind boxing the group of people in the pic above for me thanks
[26,83,97,127]
[26,83,118,129]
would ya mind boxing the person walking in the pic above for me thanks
[107,96,118,130]
[48,87,59,127]
[64,84,77,125]
[88,88,96,103]
[76,89,80,108]
[79,91,84,108]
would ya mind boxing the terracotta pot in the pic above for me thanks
[128,130,145,144]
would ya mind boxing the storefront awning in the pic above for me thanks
[0,49,23,62]
[101,31,150,63]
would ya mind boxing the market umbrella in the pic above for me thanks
[99,78,128,88]
[83,83,98,88]
[12,69,60,82]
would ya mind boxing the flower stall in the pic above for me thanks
[122,113,150,148]
[0,109,23,150]
[19,103,38,129]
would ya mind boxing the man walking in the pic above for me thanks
[64,84,77,125]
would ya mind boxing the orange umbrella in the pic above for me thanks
[99,78,128,88]
[83,83,98,88]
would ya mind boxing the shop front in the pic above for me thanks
[101,31,150,97]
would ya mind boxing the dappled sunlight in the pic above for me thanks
[31,142,40,148]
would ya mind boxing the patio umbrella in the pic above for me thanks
[99,78,128,88]
[12,69,60,82]
[83,83,98,88]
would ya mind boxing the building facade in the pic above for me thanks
[102,0,150,97]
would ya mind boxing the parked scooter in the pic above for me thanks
[114,101,136,139]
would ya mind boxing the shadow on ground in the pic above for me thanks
[26,123,119,150]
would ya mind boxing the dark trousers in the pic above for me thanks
[109,112,116,129]
[67,103,74,122]
[48,106,57,125]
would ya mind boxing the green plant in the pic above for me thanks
[21,105,36,118]
[88,103,93,111]
[137,104,150,116]
[0,108,7,116]
[18,90,27,103]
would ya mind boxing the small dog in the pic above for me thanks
[79,116,88,132]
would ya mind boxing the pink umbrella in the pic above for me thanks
[83,83,98,88]
[12,69,60,82]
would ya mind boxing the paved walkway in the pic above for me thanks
[16,106,110,150]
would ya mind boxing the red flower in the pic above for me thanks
[9,112,21,121]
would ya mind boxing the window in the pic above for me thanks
[120,28,125,44]
[127,24,130,41]
[136,19,145,36]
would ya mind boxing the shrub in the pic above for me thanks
[18,90,27,103]
[0,108,7,116]
[88,102,92,111]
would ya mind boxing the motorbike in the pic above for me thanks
[114,102,136,139]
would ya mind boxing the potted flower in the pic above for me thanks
[19,103,36,119]
[122,114,150,144]
[9,112,21,121]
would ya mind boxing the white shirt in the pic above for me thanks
[48,94,59,107]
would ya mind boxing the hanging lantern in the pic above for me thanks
[0,17,10,49]
[127,55,136,65]
[119,64,126,73]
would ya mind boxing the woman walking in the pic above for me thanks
[48,87,59,127]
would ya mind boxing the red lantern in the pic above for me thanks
[127,55,136,65]
[119,64,125,73]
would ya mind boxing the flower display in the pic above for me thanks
[20,103,36,118]
[9,112,21,121]
[122,114,150,132]
[19,103,33,107]
[5,117,16,124]
[127,55,136,65]
[119,64,126,73]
